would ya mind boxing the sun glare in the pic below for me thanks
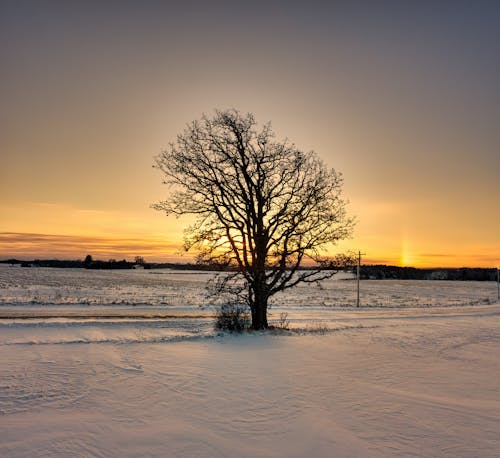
[400,242,415,267]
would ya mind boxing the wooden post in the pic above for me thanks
[497,267,499,301]
[356,251,365,307]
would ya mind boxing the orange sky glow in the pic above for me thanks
[1,2,498,268]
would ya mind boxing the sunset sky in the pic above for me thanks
[1,1,499,267]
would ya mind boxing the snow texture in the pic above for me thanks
[1,265,499,457]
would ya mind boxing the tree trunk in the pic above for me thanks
[251,241,268,330]
[251,289,268,330]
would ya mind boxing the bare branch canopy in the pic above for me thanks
[153,109,355,329]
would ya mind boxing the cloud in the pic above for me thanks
[0,232,186,261]
[418,252,499,266]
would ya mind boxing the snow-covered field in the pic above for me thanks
[1,265,499,457]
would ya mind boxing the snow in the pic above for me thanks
[1,265,499,457]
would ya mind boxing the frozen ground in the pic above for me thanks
[1,265,495,309]
[1,265,499,457]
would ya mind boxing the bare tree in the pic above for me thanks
[153,109,354,329]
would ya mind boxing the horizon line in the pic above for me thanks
[0,257,497,271]
[1,231,498,269]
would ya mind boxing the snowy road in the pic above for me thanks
[1,303,499,457]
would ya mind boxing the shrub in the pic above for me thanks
[307,321,329,334]
[270,312,290,330]
[214,303,250,332]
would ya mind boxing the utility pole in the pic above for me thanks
[497,267,499,301]
[357,251,365,307]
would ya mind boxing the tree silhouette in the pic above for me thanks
[153,109,354,329]
[84,254,93,268]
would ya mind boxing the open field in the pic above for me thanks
[1,266,499,457]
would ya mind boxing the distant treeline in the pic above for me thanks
[359,265,497,281]
[0,258,497,281]
[0,258,223,271]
